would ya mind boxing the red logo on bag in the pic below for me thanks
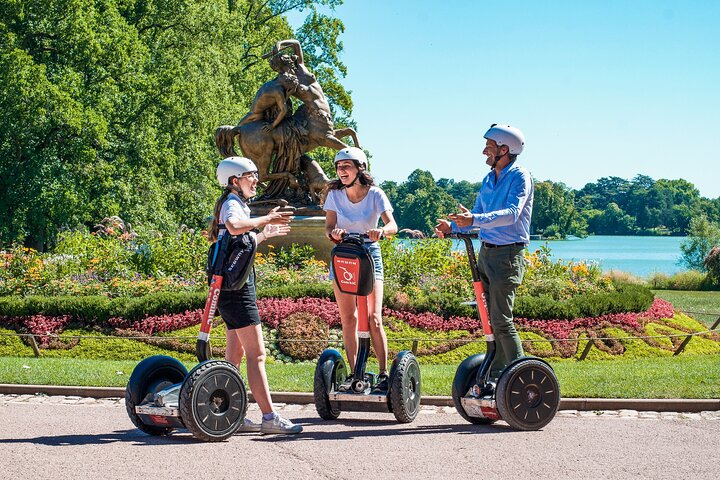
[334,256,360,293]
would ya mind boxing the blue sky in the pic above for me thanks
[290,1,720,198]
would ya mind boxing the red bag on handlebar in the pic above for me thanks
[331,237,374,296]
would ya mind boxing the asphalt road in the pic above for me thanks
[1,395,718,480]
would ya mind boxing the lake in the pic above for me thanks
[452,235,687,278]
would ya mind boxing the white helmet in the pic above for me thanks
[484,124,525,155]
[334,147,367,169]
[216,156,258,187]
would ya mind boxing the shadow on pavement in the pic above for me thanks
[249,416,519,442]
[0,429,200,446]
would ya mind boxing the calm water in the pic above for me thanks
[452,236,686,277]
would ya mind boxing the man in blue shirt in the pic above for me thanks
[435,124,533,378]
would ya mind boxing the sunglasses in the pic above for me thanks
[239,172,259,180]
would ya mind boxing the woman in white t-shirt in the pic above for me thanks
[324,147,398,392]
[208,156,302,435]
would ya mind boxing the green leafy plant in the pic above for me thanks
[277,312,329,361]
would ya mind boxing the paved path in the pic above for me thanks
[2,394,719,480]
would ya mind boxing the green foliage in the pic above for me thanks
[277,312,328,361]
[255,245,330,289]
[647,270,711,291]
[0,292,207,323]
[258,282,333,299]
[532,180,585,238]
[680,215,720,272]
[515,283,653,320]
[704,246,720,286]
[0,0,350,248]
[519,245,613,300]
[381,170,457,235]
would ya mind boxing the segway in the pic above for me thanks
[314,233,422,423]
[450,232,560,430]
[125,229,253,441]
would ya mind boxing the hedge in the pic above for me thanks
[0,282,654,324]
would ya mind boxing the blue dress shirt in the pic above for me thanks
[453,161,534,245]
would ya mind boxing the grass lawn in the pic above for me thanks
[1,354,719,399]
[653,290,720,328]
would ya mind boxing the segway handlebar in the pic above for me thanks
[445,231,479,240]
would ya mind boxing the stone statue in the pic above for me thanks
[215,39,359,214]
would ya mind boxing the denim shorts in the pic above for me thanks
[330,241,384,282]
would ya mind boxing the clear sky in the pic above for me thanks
[290,0,720,198]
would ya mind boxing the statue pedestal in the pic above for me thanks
[257,215,333,263]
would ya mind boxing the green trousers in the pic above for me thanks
[477,243,526,378]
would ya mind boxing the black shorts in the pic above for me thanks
[216,274,261,330]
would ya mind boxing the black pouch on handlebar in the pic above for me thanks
[331,237,375,296]
[206,228,257,291]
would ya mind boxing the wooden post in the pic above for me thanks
[28,335,41,358]
[411,340,418,355]
[578,339,593,361]
[675,315,720,356]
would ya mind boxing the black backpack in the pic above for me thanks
[206,228,257,291]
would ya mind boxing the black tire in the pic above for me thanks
[179,360,247,441]
[125,355,188,436]
[313,351,347,420]
[451,353,496,425]
[389,352,421,423]
[496,359,560,431]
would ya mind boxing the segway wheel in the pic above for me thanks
[313,352,347,420]
[179,360,247,441]
[451,354,496,425]
[390,353,421,423]
[126,355,188,436]
[496,359,560,431]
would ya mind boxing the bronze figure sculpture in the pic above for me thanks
[215,39,359,211]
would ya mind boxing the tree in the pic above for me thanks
[0,0,350,249]
[382,170,456,234]
[532,180,584,237]
[585,203,635,235]
[680,215,720,271]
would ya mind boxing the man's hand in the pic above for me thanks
[434,219,452,239]
[448,204,474,228]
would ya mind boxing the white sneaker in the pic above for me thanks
[236,417,262,433]
[260,414,303,435]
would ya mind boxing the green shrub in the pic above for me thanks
[277,312,329,361]
[705,246,720,286]
[258,282,333,299]
[0,296,29,317]
[665,270,708,291]
[513,283,653,320]
[113,292,207,320]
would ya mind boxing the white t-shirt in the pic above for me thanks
[323,186,393,235]
[218,193,251,240]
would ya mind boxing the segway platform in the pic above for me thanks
[126,355,248,441]
[449,233,560,430]
[314,234,422,423]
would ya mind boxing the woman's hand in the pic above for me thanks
[367,228,384,242]
[262,223,290,239]
[263,206,293,226]
[330,228,347,241]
